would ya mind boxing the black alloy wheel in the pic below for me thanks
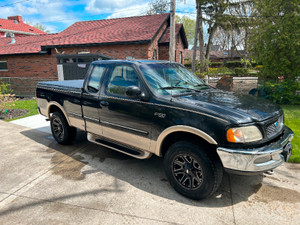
[172,154,204,190]
[50,111,77,145]
[164,141,223,200]
[52,116,65,141]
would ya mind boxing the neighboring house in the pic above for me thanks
[0,15,46,38]
[0,13,188,96]
[185,44,246,63]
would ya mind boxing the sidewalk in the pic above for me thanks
[10,114,51,134]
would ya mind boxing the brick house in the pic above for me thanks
[0,13,188,96]
[0,15,46,38]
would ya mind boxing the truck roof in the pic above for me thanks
[91,59,176,65]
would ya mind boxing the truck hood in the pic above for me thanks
[174,89,282,123]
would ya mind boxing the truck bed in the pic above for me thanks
[37,80,84,92]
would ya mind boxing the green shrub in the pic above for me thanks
[0,82,13,94]
[194,70,206,79]
[184,62,192,68]
[262,81,300,105]
[255,65,263,70]
[224,61,243,68]
[234,67,249,76]
[0,82,16,113]
[208,68,219,76]
[217,67,232,75]
[209,62,223,68]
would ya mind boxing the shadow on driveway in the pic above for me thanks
[19,128,266,208]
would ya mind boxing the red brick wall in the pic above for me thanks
[52,44,150,60]
[175,33,185,65]
[158,33,185,64]
[148,23,168,60]
[158,45,169,61]
[0,54,57,96]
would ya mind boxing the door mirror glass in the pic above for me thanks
[126,85,141,99]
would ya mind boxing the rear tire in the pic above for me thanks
[163,141,223,200]
[50,111,77,145]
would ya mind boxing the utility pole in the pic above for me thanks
[169,0,176,62]
[192,1,200,72]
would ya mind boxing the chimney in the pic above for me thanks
[7,15,23,24]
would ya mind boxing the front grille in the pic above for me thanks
[266,115,283,138]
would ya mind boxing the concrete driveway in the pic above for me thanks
[1,118,300,225]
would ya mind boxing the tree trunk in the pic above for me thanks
[198,8,205,72]
[205,23,217,60]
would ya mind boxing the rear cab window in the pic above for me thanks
[85,64,106,93]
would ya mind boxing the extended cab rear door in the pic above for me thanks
[82,64,107,135]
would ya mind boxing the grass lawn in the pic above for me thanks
[5,99,38,121]
[282,105,300,163]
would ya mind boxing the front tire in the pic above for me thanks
[163,141,223,200]
[50,111,77,145]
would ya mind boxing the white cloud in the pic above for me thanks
[0,0,78,32]
[107,3,150,19]
[85,0,142,14]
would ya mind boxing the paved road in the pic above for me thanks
[0,120,299,225]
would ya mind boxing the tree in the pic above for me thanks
[249,0,300,80]
[24,21,50,33]
[146,0,169,15]
[191,0,253,71]
[175,15,195,47]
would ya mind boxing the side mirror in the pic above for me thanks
[126,86,142,99]
[126,85,149,101]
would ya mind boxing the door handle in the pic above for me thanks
[100,101,109,106]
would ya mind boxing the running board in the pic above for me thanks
[87,133,152,159]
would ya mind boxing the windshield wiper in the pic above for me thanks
[193,83,211,90]
[159,86,200,92]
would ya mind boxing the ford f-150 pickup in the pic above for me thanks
[36,60,294,199]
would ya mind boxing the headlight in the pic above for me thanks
[227,126,262,143]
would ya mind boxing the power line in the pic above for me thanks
[0,0,31,8]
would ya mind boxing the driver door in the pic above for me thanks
[99,64,153,151]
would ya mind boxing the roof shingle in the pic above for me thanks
[0,14,170,55]
[0,18,46,35]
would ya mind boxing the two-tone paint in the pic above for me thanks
[36,60,294,173]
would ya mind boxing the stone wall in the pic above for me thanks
[208,76,258,94]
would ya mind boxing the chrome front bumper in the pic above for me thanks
[217,126,294,173]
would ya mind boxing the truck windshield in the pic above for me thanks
[139,63,209,96]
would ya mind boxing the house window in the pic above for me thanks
[0,61,8,71]
[179,51,183,64]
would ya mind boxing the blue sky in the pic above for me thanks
[0,0,196,33]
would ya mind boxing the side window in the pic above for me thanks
[106,65,139,96]
[86,65,106,93]
[0,61,8,71]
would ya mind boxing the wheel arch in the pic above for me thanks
[47,102,70,125]
[155,125,218,157]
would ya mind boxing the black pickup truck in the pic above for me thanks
[36,60,294,199]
